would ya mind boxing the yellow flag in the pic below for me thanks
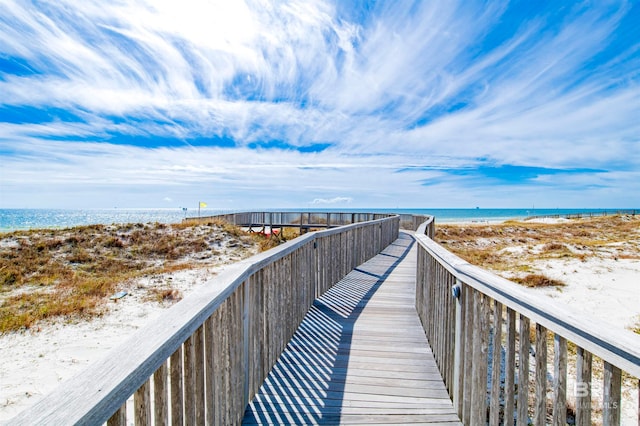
[199,201,207,208]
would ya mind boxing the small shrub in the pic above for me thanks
[629,316,640,335]
[0,220,259,332]
[147,288,182,304]
[542,242,565,251]
[102,237,124,249]
[514,274,565,288]
[1,266,22,287]
[68,248,92,263]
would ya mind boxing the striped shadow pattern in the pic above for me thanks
[243,232,462,425]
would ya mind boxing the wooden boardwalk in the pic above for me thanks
[243,232,462,425]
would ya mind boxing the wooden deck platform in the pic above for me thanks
[243,232,462,425]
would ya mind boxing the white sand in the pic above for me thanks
[516,256,640,424]
[1,226,639,422]
[526,256,640,331]
[0,266,235,421]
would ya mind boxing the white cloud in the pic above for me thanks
[0,1,638,208]
[311,197,353,205]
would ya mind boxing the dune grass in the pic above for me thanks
[0,220,260,333]
[434,214,640,287]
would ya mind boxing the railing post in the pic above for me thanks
[603,362,621,426]
[452,280,463,416]
[552,334,567,426]
[504,308,516,426]
[243,279,250,407]
[107,405,126,426]
[517,315,530,426]
[576,347,592,425]
[489,301,503,426]
[534,324,547,426]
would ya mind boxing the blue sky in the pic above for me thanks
[1,0,639,209]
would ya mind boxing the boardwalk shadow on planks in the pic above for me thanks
[243,233,462,425]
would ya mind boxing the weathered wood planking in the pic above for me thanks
[415,216,640,425]
[243,233,462,425]
[9,214,400,425]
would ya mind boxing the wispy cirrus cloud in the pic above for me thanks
[0,0,638,208]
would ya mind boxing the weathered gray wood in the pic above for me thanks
[9,213,402,426]
[244,234,461,425]
[415,233,640,380]
[231,285,245,425]
[447,271,456,391]
[452,279,463,417]
[517,315,530,426]
[504,307,517,426]
[552,334,567,426]
[204,315,214,426]
[214,295,230,425]
[457,278,466,416]
[14,212,639,426]
[462,285,474,425]
[194,325,205,425]
[106,404,126,426]
[183,333,196,425]
[134,379,150,426]
[534,323,547,426]
[153,361,168,426]
[489,300,503,426]
[414,226,640,426]
[169,346,183,426]
[575,347,592,426]
[603,361,621,426]
[470,292,490,426]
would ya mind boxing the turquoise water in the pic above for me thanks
[0,208,636,232]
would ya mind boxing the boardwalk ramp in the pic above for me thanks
[243,232,462,425]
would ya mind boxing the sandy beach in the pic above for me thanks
[436,215,640,424]
[1,215,639,423]
[0,267,222,420]
[0,222,259,421]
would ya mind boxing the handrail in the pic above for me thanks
[184,211,426,231]
[414,217,640,425]
[9,214,400,425]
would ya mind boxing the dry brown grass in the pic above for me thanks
[251,227,301,252]
[437,216,640,423]
[630,315,640,335]
[435,214,640,286]
[145,288,183,304]
[513,273,566,288]
[0,221,258,333]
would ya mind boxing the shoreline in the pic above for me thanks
[2,208,637,233]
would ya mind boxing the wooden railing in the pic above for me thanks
[10,214,399,425]
[184,211,428,232]
[414,216,640,425]
[525,209,638,221]
[185,211,390,229]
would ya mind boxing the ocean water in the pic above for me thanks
[0,209,191,232]
[0,208,636,232]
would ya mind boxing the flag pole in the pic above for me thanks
[198,201,207,218]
